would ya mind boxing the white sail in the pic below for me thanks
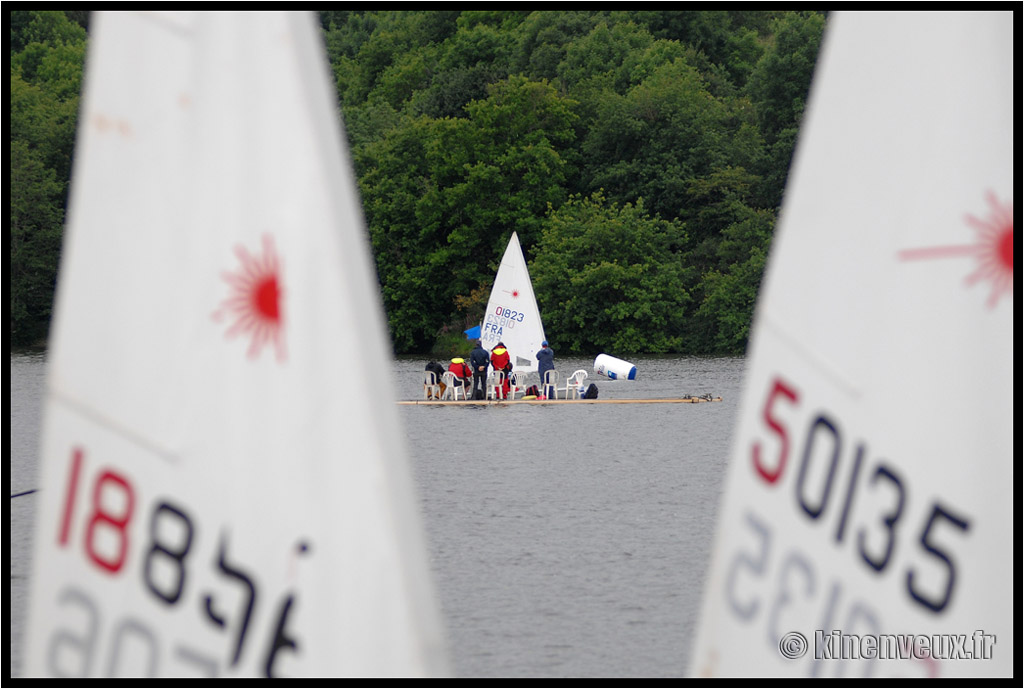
[480,231,548,372]
[690,11,1012,679]
[24,11,447,678]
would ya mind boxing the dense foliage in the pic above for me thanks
[9,11,87,345]
[9,10,825,354]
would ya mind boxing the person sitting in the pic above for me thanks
[425,361,447,399]
[489,342,513,398]
[447,357,472,398]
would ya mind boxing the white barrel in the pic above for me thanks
[594,353,637,380]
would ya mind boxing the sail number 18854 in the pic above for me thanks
[49,446,300,677]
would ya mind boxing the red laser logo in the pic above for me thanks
[213,234,287,362]
[898,192,1013,308]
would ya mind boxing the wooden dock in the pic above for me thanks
[398,396,722,406]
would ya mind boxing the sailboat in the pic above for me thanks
[689,11,1012,678]
[405,234,726,404]
[24,11,447,678]
[479,232,547,372]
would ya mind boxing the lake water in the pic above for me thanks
[9,350,745,678]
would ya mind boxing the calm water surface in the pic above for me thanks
[9,351,745,678]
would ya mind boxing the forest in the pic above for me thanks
[9,10,826,355]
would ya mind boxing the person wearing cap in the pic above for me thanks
[469,339,490,400]
[536,340,555,397]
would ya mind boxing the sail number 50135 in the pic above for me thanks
[749,375,972,615]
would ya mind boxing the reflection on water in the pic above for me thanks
[9,351,745,678]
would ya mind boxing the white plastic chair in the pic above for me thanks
[542,370,560,400]
[440,371,465,400]
[564,369,588,400]
[508,371,527,399]
[423,370,440,400]
[486,371,507,400]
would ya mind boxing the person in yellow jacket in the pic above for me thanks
[489,342,512,398]
[447,357,472,398]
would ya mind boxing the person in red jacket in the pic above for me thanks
[489,342,513,398]
[447,357,472,398]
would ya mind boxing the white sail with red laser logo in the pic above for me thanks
[690,11,1012,678]
[24,11,447,678]
[480,231,548,372]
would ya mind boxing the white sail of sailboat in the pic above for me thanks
[480,231,547,372]
[690,11,1012,679]
[24,11,447,678]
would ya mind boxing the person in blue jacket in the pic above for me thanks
[536,340,555,397]
[469,340,491,399]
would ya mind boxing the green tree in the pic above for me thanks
[745,11,826,207]
[9,9,87,55]
[557,21,654,93]
[532,193,690,354]
[453,76,577,250]
[357,76,577,352]
[10,138,65,345]
[682,164,762,261]
[10,10,828,355]
[695,244,768,353]
[580,57,729,223]
[10,13,86,185]
[9,11,87,346]
[687,207,774,353]
[515,11,600,83]
[358,115,468,352]
[410,21,516,119]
